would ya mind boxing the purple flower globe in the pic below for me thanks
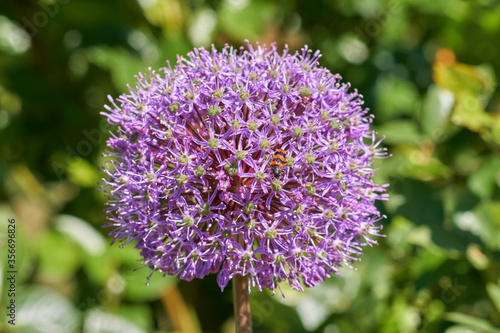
[101,42,388,295]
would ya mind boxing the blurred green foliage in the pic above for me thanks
[1,0,500,332]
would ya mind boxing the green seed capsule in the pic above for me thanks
[305,153,316,164]
[271,179,282,192]
[324,209,335,220]
[305,182,316,196]
[294,204,304,215]
[195,165,206,177]
[176,174,188,185]
[271,116,280,126]
[244,202,256,214]
[168,102,180,113]
[299,86,311,97]
[255,171,265,181]
[236,150,246,161]
[248,121,258,131]
[292,126,304,138]
[182,215,194,226]
[208,105,222,117]
[239,91,249,101]
[265,228,277,239]
[200,203,210,216]
[244,219,256,229]
[212,89,223,99]
[231,120,241,129]
[207,138,219,149]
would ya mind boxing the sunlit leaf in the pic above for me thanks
[433,49,500,144]
[116,305,153,332]
[446,325,488,333]
[376,76,419,120]
[88,47,146,93]
[433,49,495,105]
[15,287,79,333]
[139,0,188,32]
[487,283,500,313]
[419,84,454,139]
[37,230,81,279]
[466,244,489,270]
[395,180,477,251]
[375,120,423,145]
[54,214,106,256]
[218,0,278,40]
[67,157,100,188]
[83,251,116,285]
[83,310,145,333]
[451,93,491,133]
[379,294,420,333]
[122,267,176,301]
[467,156,500,199]
[473,202,500,251]
[410,246,447,277]
[479,5,500,32]
[444,312,500,333]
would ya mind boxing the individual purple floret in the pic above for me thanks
[100,42,389,296]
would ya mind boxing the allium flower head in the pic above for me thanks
[101,42,389,295]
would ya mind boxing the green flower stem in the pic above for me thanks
[233,274,252,333]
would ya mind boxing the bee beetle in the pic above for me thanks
[271,149,287,178]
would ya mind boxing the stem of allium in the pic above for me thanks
[233,274,252,333]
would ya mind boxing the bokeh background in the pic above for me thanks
[1,0,500,332]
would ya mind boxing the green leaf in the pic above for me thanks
[473,202,500,250]
[218,0,278,40]
[83,310,146,333]
[480,6,500,32]
[117,304,153,332]
[419,84,453,139]
[395,180,477,251]
[375,120,423,145]
[83,251,116,285]
[434,61,495,105]
[451,93,491,133]
[379,294,419,333]
[54,214,106,256]
[67,157,100,188]
[490,115,500,143]
[376,76,419,120]
[37,230,81,279]
[446,325,489,333]
[474,63,497,104]
[444,312,500,333]
[410,246,447,277]
[108,241,145,266]
[433,58,499,144]
[122,267,176,301]
[486,283,500,313]
[13,287,79,333]
[465,244,489,270]
[88,47,147,93]
[467,156,500,199]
